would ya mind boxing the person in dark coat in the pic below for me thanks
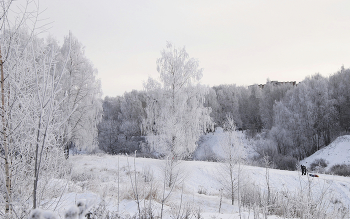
[301,165,307,175]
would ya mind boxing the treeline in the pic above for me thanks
[99,67,350,163]
[271,71,350,159]
[98,91,147,154]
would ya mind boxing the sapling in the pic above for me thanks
[218,114,245,219]
[219,188,223,214]
[126,151,141,217]
[160,157,179,219]
[32,32,72,210]
[176,183,185,219]
[117,156,120,214]
[263,155,271,219]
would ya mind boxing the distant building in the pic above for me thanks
[249,81,297,89]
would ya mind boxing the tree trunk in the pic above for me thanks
[33,114,43,209]
[230,163,235,205]
[1,44,11,214]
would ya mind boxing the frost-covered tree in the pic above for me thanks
[142,42,212,158]
[272,74,337,159]
[0,2,101,215]
[203,87,220,131]
[120,90,146,138]
[329,66,350,133]
[259,80,293,130]
[98,91,147,154]
[218,115,245,214]
[98,96,122,153]
[212,85,241,129]
[0,29,73,215]
[59,34,102,153]
[238,85,262,135]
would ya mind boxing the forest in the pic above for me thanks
[1,0,350,218]
[99,62,350,168]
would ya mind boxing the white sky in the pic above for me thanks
[35,0,350,97]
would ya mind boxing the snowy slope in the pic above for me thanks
[38,134,350,218]
[45,154,350,218]
[194,127,257,161]
[301,135,350,170]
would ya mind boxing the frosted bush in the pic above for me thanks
[310,158,328,172]
[64,199,87,219]
[64,205,79,219]
[28,209,58,219]
[328,164,350,176]
[71,171,95,182]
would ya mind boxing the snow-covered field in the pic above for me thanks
[44,153,349,218]
[37,134,350,218]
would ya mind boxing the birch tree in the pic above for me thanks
[0,0,41,214]
[142,42,212,158]
[0,29,74,217]
[0,2,100,215]
[218,115,245,218]
[59,34,102,153]
[31,35,73,209]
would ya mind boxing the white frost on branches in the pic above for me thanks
[142,42,213,158]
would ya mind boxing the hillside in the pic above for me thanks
[301,135,350,170]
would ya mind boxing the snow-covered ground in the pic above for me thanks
[43,153,350,218]
[194,128,257,161]
[301,135,350,170]
[37,134,350,218]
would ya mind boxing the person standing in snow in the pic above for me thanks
[301,165,306,175]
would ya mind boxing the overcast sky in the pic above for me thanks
[36,0,350,97]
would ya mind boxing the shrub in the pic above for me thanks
[135,151,158,159]
[197,186,207,195]
[240,182,262,208]
[201,154,219,162]
[252,151,297,171]
[310,158,328,172]
[328,164,350,177]
[71,171,95,182]
[274,155,298,171]
[142,166,154,182]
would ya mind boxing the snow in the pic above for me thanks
[43,154,350,218]
[37,134,350,218]
[28,209,58,219]
[194,128,257,161]
[64,205,79,219]
[301,135,350,170]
